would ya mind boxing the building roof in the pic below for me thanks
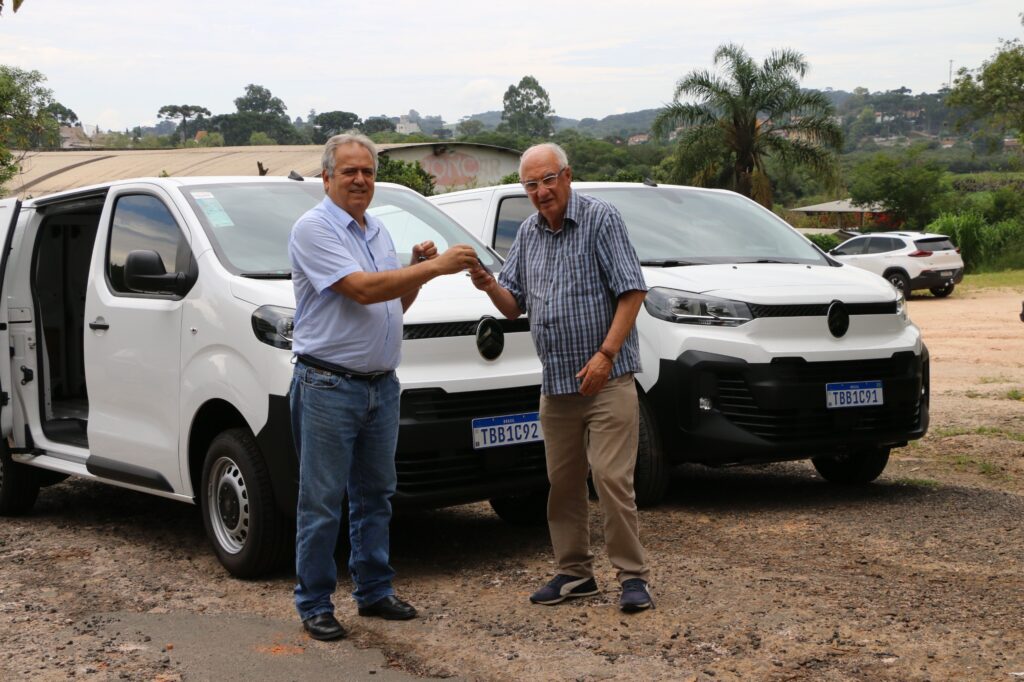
[3,142,521,199]
[789,199,886,213]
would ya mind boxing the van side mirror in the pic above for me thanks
[124,250,190,295]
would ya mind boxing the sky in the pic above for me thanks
[1,0,1021,132]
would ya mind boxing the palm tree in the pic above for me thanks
[653,44,842,208]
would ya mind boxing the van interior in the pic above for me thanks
[32,200,102,448]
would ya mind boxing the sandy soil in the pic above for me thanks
[1,288,1022,681]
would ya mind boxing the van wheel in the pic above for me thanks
[0,440,40,516]
[201,428,290,578]
[811,447,890,484]
[634,395,669,507]
[886,271,910,297]
[930,283,955,298]
[489,488,548,525]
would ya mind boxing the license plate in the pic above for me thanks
[826,380,883,409]
[472,412,543,449]
[940,270,953,277]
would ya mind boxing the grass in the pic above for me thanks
[950,453,1005,479]
[894,477,941,488]
[964,389,983,399]
[978,375,1013,384]
[1006,388,1024,401]
[932,425,1024,442]
[959,269,1024,290]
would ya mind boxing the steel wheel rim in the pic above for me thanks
[207,456,249,555]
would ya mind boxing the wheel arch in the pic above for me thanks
[187,399,249,503]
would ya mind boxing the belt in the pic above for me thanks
[297,354,392,381]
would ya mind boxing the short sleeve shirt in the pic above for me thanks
[289,196,403,372]
[498,190,647,395]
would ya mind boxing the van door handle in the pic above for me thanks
[89,318,109,330]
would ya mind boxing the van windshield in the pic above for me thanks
[582,187,828,266]
[179,182,499,275]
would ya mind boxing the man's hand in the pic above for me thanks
[468,262,498,293]
[433,244,479,275]
[576,352,613,396]
[411,240,437,265]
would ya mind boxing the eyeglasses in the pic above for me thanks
[522,167,567,194]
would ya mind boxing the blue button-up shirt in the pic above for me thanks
[289,196,403,372]
[498,190,647,395]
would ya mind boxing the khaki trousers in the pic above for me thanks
[539,374,649,583]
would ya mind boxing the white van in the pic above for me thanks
[431,182,931,504]
[0,177,545,577]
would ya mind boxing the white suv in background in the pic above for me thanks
[431,182,930,506]
[829,232,964,298]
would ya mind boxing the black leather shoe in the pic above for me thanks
[357,595,417,620]
[302,613,347,641]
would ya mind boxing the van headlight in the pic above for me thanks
[894,287,907,320]
[644,287,753,326]
[252,305,294,349]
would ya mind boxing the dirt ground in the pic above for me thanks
[1,288,1022,682]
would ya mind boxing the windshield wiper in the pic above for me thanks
[239,271,292,279]
[639,259,698,267]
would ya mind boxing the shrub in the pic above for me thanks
[804,233,842,252]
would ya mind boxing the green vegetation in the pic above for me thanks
[0,65,58,190]
[978,375,1013,384]
[893,478,941,488]
[959,269,1024,290]
[376,156,435,196]
[500,76,554,138]
[1006,389,1024,401]
[652,43,842,208]
[933,425,1024,442]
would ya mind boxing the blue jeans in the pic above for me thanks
[290,361,400,621]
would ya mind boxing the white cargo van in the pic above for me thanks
[0,177,546,577]
[431,182,930,504]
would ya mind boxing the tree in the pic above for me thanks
[501,76,554,137]
[157,104,211,145]
[313,110,362,143]
[234,84,287,117]
[248,131,276,146]
[948,17,1024,139]
[456,118,484,137]
[652,44,842,208]
[362,116,396,135]
[45,102,78,127]
[0,0,26,15]
[847,148,949,228]
[197,131,225,147]
[376,155,435,196]
[1,65,57,189]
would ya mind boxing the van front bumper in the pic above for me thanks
[646,346,929,466]
[259,384,548,516]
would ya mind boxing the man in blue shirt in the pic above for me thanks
[289,134,477,641]
[469,143,653,613]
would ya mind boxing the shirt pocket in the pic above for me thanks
[378,250,402,272]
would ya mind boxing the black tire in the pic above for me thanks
[489,488,549,525]
[929,283,955,298]
[0,440,40,516]
[885,271,910,297]
[201,428,290,578]
[811,446,890,484]
[634,394,669,507]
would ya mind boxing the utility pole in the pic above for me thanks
[948,60,953,89]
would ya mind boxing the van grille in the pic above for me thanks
[404,318,530,340]
[401,385,540,421]
[716,357,921,442]
[748,301,896,318]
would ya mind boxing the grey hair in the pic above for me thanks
[519,142,569,176]
[322,133,378,177]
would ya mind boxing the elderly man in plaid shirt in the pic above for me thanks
[469,142,653,613]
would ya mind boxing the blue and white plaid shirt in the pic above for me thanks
[499,190,647,396]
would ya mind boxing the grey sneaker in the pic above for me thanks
[619,578,653,612]
[529,574,599,605]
